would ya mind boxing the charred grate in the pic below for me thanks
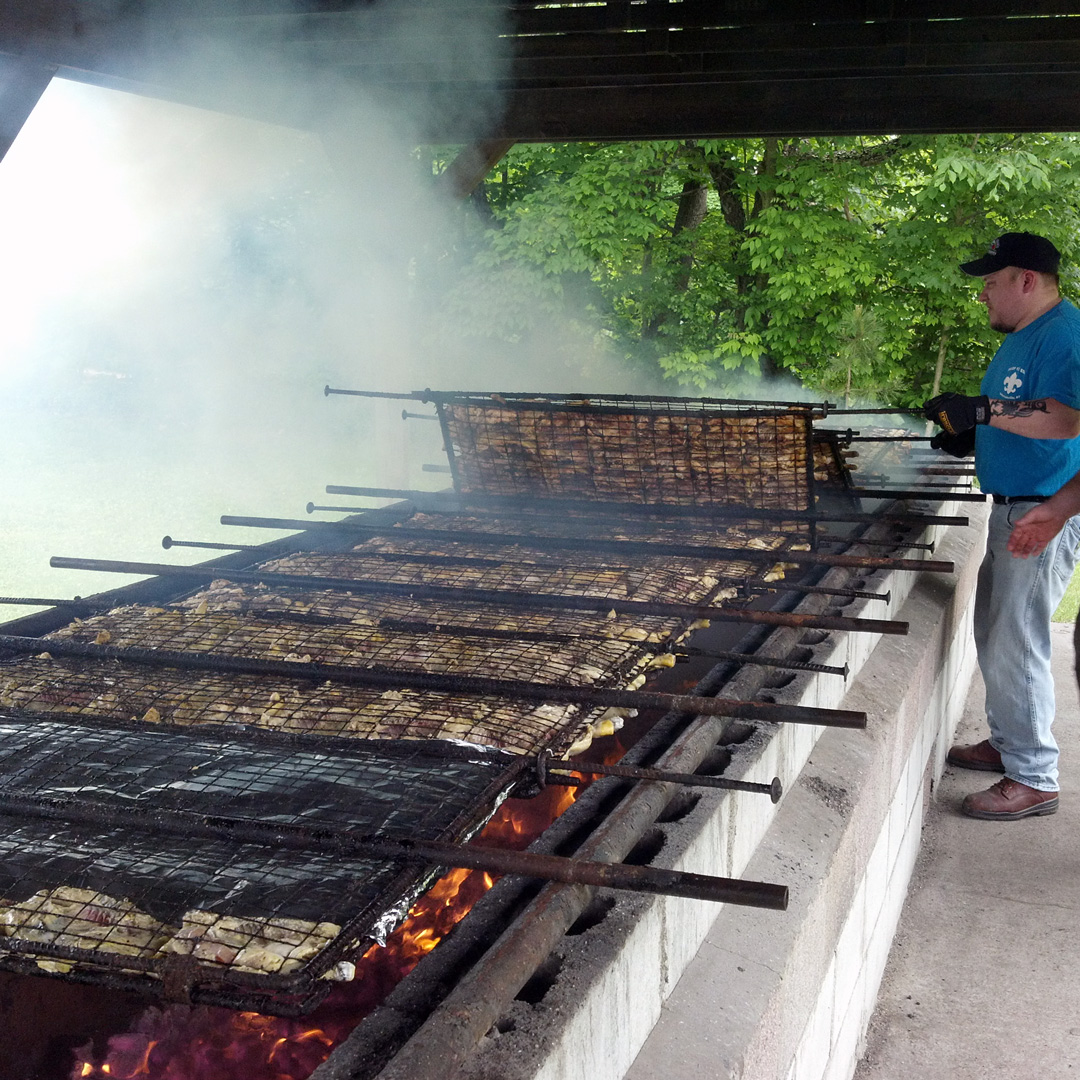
[812,432,856,491]
[255,547,739,605]
[435,397,815,510]
[47,607,651,692]
[0,654,610,756]
[0,713,521,1012]
[170,582,686,645]
[353,511,816,553]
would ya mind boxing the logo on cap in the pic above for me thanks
[988,239,1000,255]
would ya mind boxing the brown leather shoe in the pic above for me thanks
[961,778,1059,820]
[946,739,1005,772]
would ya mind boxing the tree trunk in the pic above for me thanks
[927,327,950,434]
[643,146,709,341]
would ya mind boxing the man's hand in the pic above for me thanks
[1007,503,1071,559]
[922,393,991,435]
[929,428,976,458]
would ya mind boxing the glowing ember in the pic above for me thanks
[69,778,582,1080]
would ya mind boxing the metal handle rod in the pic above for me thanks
[818,535,935,553]
[161,537,261,552]
[824,407,924,415]
[842,435,933,442]
[0,596,90,608]
[0,632,869,729]
[402,410,438,421]
[325,386,422,400]
[542,757,783,803]
[744,581,888,603]
[47,556,912,636]
[851,489,985,502]
[679,645,848,678]
[247,613,849,677]
[307,517,890,600]
[322,484,968,527]
[327,385,818,414]
[219,514,954,576]
[0,791,787,910]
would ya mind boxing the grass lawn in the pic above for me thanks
[1056,563,1080,622]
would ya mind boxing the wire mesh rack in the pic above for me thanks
[170,581,688,644]
[434,397,816,510]
[0,712,522,1012]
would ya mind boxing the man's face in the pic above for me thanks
[977,267,1028,333]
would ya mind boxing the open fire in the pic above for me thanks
[69,777,581,1080]
[0,392,966,1080]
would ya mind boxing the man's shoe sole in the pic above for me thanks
[961,797,1059,821]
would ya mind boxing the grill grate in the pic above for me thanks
[171,581,685,644]
[0,653,612,756]
[0,391,918,1013]
[437,398,815,510]
[0,713,520,1008]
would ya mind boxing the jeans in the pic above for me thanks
[974,503,1080,791]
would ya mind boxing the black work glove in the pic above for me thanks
[929,427,976,458]
[922,392,991,435]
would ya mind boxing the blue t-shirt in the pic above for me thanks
[976,298,1080,496]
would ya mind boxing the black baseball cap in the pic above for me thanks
[959,232,1061,276]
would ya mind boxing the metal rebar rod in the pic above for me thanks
[308,516,890,600]
[824,407,923,415]
[161,537,261,552]
[743,580,888,602]
[818,536,935,553]
[850,488,985,502]
[325,386,422,400]
[843,435,932,442]
[679,645,848,678]
[174,532,508,570]
[359,618,851,677]
[218,514,954,576]
[47,556,912,636]
[0,596,92,609]
[916,467,976,476]
[321,484,968,527]
[541,757,783,803]
[0,791,787,910]
[0,633,868,729]
[325,386,818,415]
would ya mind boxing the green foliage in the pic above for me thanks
[427,132,1080,398]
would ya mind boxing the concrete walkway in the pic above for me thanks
[855,621,1080,1078]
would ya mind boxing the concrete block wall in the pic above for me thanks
[628,509,985,1080]
[461,509,986,1080]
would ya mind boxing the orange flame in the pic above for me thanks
[70,771,587,1080]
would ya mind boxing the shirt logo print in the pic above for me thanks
[1003,372,1023,394]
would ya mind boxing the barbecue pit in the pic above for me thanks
[0,391,977,1078]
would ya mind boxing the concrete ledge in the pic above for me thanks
[625,510,986,1080]
[460,508,987,1080]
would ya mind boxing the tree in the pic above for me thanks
[425,132,1080,402]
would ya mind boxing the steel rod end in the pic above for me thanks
[306,502,316,515]
[323,384,331,397]
[770,777,783,804]
[161,536,173,550]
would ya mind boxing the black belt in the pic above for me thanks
[991,494,1048,505]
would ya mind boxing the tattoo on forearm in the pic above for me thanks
[991,399,1049,419]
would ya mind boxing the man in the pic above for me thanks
[922,231,1080,820]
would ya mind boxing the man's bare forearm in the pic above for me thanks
[988,397,1080,439]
